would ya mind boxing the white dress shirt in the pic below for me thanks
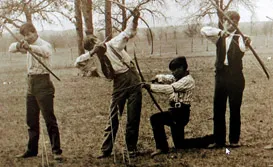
[75,18,137,75]
[9,37,52,75]
[200,26,248,65]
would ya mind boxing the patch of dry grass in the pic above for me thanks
[1,37,273,166]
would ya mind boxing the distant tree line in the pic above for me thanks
[0,20,272,53]
[0,0,266,54]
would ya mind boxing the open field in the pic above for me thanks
[1,36,273,167]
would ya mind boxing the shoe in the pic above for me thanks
[264,144,273,150]
[53,154,63,161]
[15,151,37,158]
[207,143,225,149]
[151,149,168,158]
[97,152,111,159]
[229,142,240,148]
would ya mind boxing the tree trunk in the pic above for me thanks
[75,0,85,55]
[121,0,127,50]
[82,0,93,35]
[105,0,112,40]
[191,38,193,52]
[121,0,126,31]
[216,0,224,29]
[175,43,178,55]
[23,4,32,23]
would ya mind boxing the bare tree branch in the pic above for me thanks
[0,0,73,29]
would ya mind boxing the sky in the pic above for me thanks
[240,0,273,22]
[36,0,273,31]
[160,0,273,26]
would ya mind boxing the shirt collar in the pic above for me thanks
[228,30,236,36]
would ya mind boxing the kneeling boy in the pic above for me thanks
[143,56,195,157]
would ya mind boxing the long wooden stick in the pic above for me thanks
[0,20,61,81]
[133,46,164,113]
[208,0,270,79]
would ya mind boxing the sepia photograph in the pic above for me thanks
[0,0,273,166]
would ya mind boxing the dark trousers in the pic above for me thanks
[26,74,62,155]
[213,69,245,145]
[101,67,142,153]
[150,105,190,151]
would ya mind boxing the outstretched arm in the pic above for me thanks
[107,9,140,51]
[9,42,27,54]
[150,75,195,94]
[9,40,52,58]
[200,26,222,44]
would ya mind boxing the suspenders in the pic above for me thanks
[108,45,132,70]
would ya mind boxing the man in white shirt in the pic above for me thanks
[9,22,62,160]
[200,11,250,148]
[75,9,142,158]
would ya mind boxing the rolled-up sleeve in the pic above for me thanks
[74,52,90,67]
[201,26,221,44]
[108,20,137,51]
[151,84,174,94]
[155,74,175,84]
[238,35,251,52]
[123,20,137,39]
[151,75,195,94]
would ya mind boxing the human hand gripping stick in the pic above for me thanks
[243,36,251,47]
[208,0,269,79]
[75,37,108,68]
[220,20,230,37]
[0,20,61,81]
[91,42,107,57]
[16,40,30,53]
[141,83,151,91]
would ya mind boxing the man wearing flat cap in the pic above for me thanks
[142,56,195,157]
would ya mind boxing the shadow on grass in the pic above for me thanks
[182,134,214,149]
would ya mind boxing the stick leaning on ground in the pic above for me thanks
[0,20,61,81]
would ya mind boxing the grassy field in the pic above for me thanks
[1,36,273,167]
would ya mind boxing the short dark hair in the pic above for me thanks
[169,56,188,71]
[84,35,98,51]
[224,11,240,22]
[19,22,37,36]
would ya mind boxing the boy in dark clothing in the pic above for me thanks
[201,11,251,148]
[143,56,195,157]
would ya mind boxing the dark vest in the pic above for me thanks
[215,31,244,74]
